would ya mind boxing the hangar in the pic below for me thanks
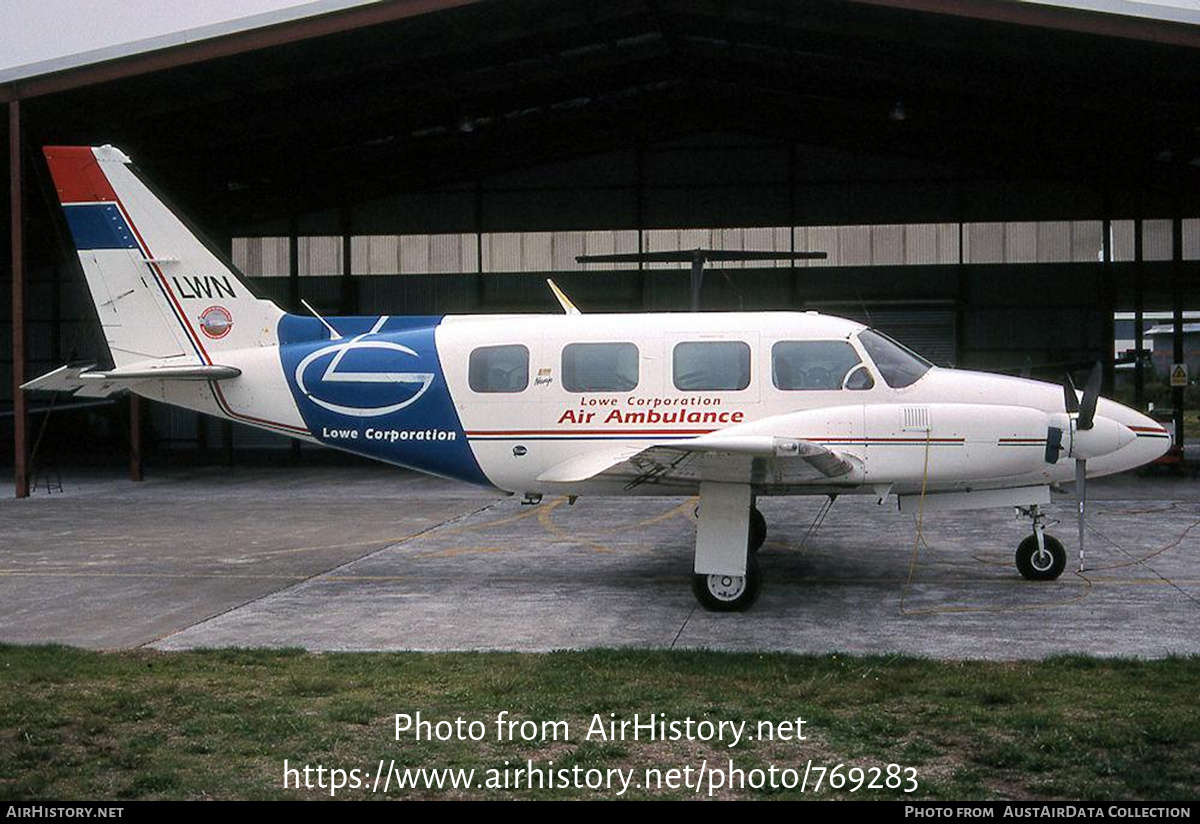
[3,0,1199,498]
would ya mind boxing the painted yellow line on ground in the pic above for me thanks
[413,545,517,558]
[437,500,556,536]
[617,498,698,530]
[537,502,615,554]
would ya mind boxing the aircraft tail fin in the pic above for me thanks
[42,145,283,368]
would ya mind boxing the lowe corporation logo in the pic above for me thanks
[294,318,434,418]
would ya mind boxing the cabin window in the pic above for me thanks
[772,340,867,390]
[673,341,751,391]
[562,342,639,392]
[469,344,529,393]
[857,329,932,388]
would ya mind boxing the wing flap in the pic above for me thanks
[536,444,649,483]
[536,436,861,488]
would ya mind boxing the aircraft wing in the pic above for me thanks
[537,434,862,489]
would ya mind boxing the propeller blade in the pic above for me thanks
[1078,362,1102,430]
[1062,373,1080,414]
[1076,458,1087,570]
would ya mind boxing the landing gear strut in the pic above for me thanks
[691,484,763,611]
[1015,505,1066,581]
[691,484,764,611]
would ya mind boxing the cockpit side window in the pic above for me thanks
[772,341,865,390]
[857,329,932,388]
[845,364,875,391]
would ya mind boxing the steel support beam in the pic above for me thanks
[340,206,355,315]
[288,219,301,459]
[1101,216,1114,394]
[288,218,300,313]
[129,395,143,482]
[1134,216,1145,409]
[9,100,28,498]
[1172,211,1185,445]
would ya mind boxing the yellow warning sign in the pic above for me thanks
[1171,363,1189,387]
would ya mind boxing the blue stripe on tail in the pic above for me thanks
[62,203,139,250]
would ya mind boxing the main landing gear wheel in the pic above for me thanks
[692,555,761,612]
[1015,534,1066,581]
[749,507,767,553]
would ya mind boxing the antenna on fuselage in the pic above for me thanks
[575,248,827,311]
[546,279,582,315]
[301,299,343,340]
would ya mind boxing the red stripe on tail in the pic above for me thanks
[43,147,117,203]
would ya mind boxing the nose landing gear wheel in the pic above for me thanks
[692,556,761,612]
[1015,535,1066,581]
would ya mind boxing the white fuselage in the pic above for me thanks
[147,310,1169,498]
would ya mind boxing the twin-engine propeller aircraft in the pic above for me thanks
[25,145,1172,611]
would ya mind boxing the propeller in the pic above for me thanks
[1077,362,1102,430]
[1062,374,1079,415]
[1063,363,1102,569]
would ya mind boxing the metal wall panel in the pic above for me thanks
[233,236,289,277]
[870,224,904,266]
[1036,221,1071,263]
[1184,218,1199,260]
[298,236,343,276]
[1071,220,1103,262]
[802,226,837,267]
[582,229,640,269]
[902,223,959,265]
[965,223,1005,263]
[350,235,398,275]
[429,233,476,274]
[837,225,872,267]
[550,231,586,271]
[1142,219,1173,261]
[1005,222,1037,263]
[1110,220,1135,262]
[482,232,521,273]
[400,234,432,274]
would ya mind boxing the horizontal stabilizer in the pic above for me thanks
[22,363,241,397]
